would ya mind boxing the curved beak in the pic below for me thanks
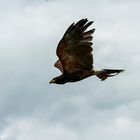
[49,79,56,84]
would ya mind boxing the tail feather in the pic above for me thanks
[95,69,124,81]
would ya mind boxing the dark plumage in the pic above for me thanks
[50,19,124,84]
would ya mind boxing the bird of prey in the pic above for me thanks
[50,19,124,84]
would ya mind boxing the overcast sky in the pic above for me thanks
[0,0,140,140]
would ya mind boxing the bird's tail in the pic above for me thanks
[94,69,124,81]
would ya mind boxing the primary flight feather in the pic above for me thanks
[50,19,124,84]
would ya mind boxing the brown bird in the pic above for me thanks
[50,19,124,84]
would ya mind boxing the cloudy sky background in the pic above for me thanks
[0,0,140,140]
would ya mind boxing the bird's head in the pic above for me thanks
[49,78,57,84]
[49,75,67,84]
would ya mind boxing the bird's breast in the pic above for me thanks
[65,69,93,82]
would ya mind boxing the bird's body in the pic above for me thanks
[51,69,94,84]
[50,19,124,84]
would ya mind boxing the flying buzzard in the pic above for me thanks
[50,19,124,84]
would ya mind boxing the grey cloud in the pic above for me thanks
[0,0,140,140]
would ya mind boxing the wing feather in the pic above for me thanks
[56,19,95,73]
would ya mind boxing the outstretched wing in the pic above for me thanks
[56,18,95,74]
